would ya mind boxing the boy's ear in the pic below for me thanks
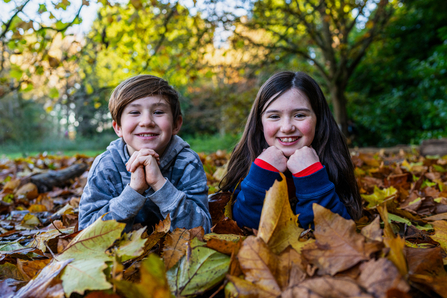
[112,120,123,137]
[172,115,183,135]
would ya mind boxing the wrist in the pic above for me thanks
[129,182,147,194]
[151,177,166,192]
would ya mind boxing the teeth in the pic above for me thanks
[139,134,157,137]
[280,137,298,143]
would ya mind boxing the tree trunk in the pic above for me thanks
[31,163,88,193]
[329,83,348,137]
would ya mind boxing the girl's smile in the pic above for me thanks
[261,88,316,157]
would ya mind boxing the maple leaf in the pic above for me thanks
[361,185,398,209]
[236,236,281,296]
[162,228,190,271]
[113,254,171,298]
[57,216,126,296]
[301,204,382,276]
[166,243,231,296]
[258,174,310,254]
[357,258,409,296]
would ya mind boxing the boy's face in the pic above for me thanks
[112,96,182,156]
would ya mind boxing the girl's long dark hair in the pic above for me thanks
[219,71,362,220]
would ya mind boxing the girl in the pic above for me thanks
[220,71,362,229]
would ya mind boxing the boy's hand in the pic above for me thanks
[127,149,166,191]
[257,146,288,172]
[287,146,320,174]
[129,165,149,194]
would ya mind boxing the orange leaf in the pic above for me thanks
[429,220,447,253]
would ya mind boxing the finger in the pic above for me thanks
[129,155,152,172]
[126,151,140,171]
[139,148,159,158]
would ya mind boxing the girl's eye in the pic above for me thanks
[267,114,279,119]
[295,113,306,118]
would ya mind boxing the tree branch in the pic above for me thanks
[0,0,32,39]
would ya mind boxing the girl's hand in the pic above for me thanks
[257,146,288,172]
[287,146,320,174]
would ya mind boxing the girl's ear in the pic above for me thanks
[112,120,123,137]
[172,115,183,135]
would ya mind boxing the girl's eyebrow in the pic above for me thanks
[264,108,311,114]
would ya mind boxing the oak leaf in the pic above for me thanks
[258,174,310,254]
[301,204,382,276]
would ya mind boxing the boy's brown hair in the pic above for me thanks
[109,75,181,126]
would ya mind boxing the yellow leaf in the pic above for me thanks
[361,185,398,209]
[258,174,307,254]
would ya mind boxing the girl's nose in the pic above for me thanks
[280,118,296,133]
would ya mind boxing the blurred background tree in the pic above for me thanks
[0,0,446,154]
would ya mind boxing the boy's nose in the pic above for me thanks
[139,115,155,127]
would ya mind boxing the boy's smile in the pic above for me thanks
[112,96,182,156]
[261,88,316,157]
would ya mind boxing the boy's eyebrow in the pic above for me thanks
[264,108,311,114]
[127,102,169,108]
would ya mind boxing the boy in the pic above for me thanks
[79,75,212,233]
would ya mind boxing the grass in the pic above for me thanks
[0,133,240,159]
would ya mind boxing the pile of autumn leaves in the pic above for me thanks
[0,150,447,298]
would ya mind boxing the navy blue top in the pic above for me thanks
[232,162,351,229]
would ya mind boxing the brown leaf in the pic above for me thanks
[189,226,204,241]
[212,217,245,235]
[15,183,38,200]
[277,247,306,290]
[429,220,447,253]
[162,228,190,271]
[225,275,275,298]
[14,259,71,298]
[423,212,447,221]
[281,276,373,298]
[208,192,232,225]
[361,216,382,242]
[17,259,51,281]
[237,236,281,296]
[258,174,307,254]
[405,246,447,298]
[357,258,409,297]
[206,237,240,255]
[302,204,382,276]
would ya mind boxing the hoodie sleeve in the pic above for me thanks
[293,166,351,229]
[232,162,281,229]
[148,149,212,233]
[78,154,147,230]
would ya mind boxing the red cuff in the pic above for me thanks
[254,159,279,172]
[293,162,323,177]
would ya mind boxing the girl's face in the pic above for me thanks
[261,88,317,157]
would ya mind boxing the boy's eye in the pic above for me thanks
[154,110,165,115]
[129,111,140,115]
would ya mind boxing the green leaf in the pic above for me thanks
[113,254,171,297]
[115,227,147,262]
[167,245,230,296]
[58,216,126,296]
[49,87,59,99]
[38,4,47,14]
[388,213,412,226]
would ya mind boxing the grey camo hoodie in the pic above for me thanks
[78,136,212,233]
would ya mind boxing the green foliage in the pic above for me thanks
[349,0,447,146]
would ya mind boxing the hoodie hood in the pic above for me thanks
[106,135,190,172]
